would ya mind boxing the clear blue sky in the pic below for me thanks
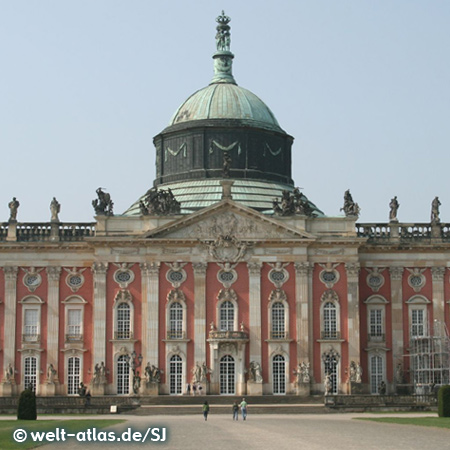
[1,1,449,223]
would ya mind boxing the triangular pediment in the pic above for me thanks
[144,200,315,241]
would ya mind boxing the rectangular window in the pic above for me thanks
[411,308,425,337]
[24,309,39,342]
[369,308,384,341]
[24,356,37,391]
[67,309,82,341]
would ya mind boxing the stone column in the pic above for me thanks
[140,262,160,366]
[345,263,361,362]
[390,267,404,367]
[294,262,311,363]
[2,267,18,381]
[46,267,61,391]
[193,262,207,365]
[247,262,262,364]
[431,267,446,330]
[92,263,108,372]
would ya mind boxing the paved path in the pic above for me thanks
[4,413,448,449]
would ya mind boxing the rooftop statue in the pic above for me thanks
[341,189,360,217]
[92,188,114,216]
[8,197,19,222]
[223,152,232,178]
[215,11,231,52]
[273,188,316,217]
[50,197,61,222]
[431,196,441,224]
[389,196,399,222]
[141,187,181,215]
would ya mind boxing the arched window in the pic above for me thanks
[24,356,37,392]
[117,355,130,395]
[220,355,235,395]
[271,302,285,339]
[219,301,234,331]
[67,356,81,395]
[370,355,384,394]
[323,302,338,339]
[169,355,183,395]
[272,354,286,395]
[169,302,184,339]
[116,303,131,339]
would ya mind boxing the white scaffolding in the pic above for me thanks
[409,320,450,394]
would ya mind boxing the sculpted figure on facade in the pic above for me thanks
[47,363,57,383]
[4,363,14,382]
[431,196,441,224]
[192,362,202,384]
[341,189,360,217]
[133,372,141,394]
[349,361,357,382]
[215,11,231,52]
[248,361,263,383]
[293,362,311,385]
[273,188,315,217]
[92,188,114,216]
[223,151,232,178]
[201,362,212,382]
[8,197,19,221]
[141,187,181,215]
[389,196,399,222]
[395,363,404,384]
[355,363,363,383]
[324,373,332,395]
[144,363,162,383]
[92,361,107,385]
[50,197,61,222]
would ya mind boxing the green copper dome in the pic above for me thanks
[169,83,283,133]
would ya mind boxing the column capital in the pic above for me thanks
[345,262,360,278]
[389,266,404,281]
[294,262,311,276]
[140,262,160,277]
[431,266,446,282]
[2,266,18,280]
[92,262,108,275]
[46,266,61,281]
[193,262,208,275]
[247,261,262,275]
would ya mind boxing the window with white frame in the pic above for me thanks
[272,354,286,394]
[271,302,286,339]
[407,296,430,338]
[323,302,338,339]
[219,301,234,331]
[67,356,81,395]
[24,309,39,342]
[169,302,183,339]
[116,303,131,339]
[370,354,384,394]
[67,309,82,341]
[169,355,183,395]
[364,296,388,343]
[117,355,130,395]
[24,356,37,391]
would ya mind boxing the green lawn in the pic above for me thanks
[356,416,450,430]
[0,419,125,450]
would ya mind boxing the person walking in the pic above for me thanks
[202,401,210,421]
[186,383,191,395]
[232,401,239,421]
[240,397,248,420]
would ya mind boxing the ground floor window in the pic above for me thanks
[67,356,81,395]
[323,351,339,394]
[169,355,183,395]
[272,354,286,394]
[117,355,130,395]
[24,356,37,392]
[370,355,383,394]
[220,355,235,395]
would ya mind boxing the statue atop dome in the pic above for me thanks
[215,11,231,52]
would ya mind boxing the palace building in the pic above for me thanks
[0,12,449,399]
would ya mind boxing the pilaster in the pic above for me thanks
[193,262,207,364]
[140,262,160,366]
[431,267,446,328]
[46,267,61,382]
[345,263,361,362]
[247,262,262,364]
[294,262,311,363]
[389,267,404,365]
[92,262,108,372]
[3,267,18,381]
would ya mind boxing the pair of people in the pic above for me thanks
[233,398,248,421]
